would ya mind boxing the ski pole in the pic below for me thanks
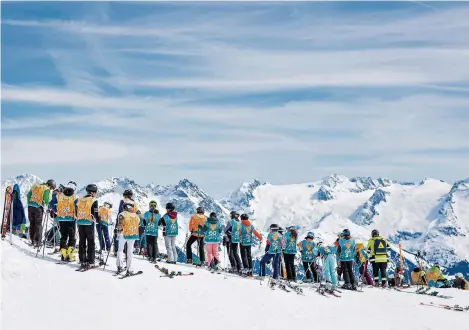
[9,190,15,245]
[103,234,115,271]
[41,210,50,258]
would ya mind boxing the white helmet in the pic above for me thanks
[66,181,77,191]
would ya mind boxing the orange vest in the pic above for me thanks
[76,197,95,221]
[56,194,76,218]
[30,184,48,205]
[98,207,111,225]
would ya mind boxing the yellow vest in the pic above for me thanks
[118,211,140,238]
[98,207,111,224]
[411,271,426,285]
[30,184,48,205]
[56,194,76,218]
[76,197,95,221]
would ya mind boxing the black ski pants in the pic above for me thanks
[59,221,76,249]
[372,261,388,284]
[283,253,296,280]
[28,206,44,245]
[186,235,205,262]
[302,262,318,281]
[146,235,159,260]
[78,225,95,263]
[341,260,355,285]
[240,244,252,270]
[229,242,242,271]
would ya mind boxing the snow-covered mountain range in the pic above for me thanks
[2,173,468,277]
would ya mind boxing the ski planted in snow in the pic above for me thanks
[1,186,13,239]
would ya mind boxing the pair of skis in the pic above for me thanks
[419,302,469,312]
[154,264,194,278]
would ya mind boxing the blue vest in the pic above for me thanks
[283,232,297,254]
[163,214,178,237]
[204,222,221,243]
[241,224,254,246]
[319,245,337,257]
[301,240,318,262]
[338,238,356,261]
[267,232,282,254]
[144,211,160,236]
[230,219,241,243]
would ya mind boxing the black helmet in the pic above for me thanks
[123,189,133,197]
[46,179,57,189]
[122,203,134,212]
[57,184,65,193]
[342,229,351,237]
[230,211,240,218]
[269,223,279,232]
[86,184,98,193]
[371,229,379,237]
[209,212,217,218]
[166,202,175,211]
[104,202,113,208]
[196,207,204,214]
[240,214,248,220]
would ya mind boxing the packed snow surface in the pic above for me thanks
[1,238,468,330]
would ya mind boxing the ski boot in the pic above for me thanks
[67,247,76,262]
[351,284,358,291]
[116,266,124,275]
[248,269,254,277]
[186,259,192,265]
[60,248,68,261]
[341,283,352,290]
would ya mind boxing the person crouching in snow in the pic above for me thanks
[297,232,319,282]
[144,200,161,263]
[259,224,283,284]
[201,212,222,270]
[158,203,179,264]
[318,241,338,293]
[116,203,140,275]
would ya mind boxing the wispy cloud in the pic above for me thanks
[2,1,469,196]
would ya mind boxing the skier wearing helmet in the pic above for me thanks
[97,201,113,254]
[113,189,142,255]
[337,229,357,290]
[158,202,179,263]
[144,200,161,263]
[367,229,390,287]
[259,224,284,285]
[240,214,263,277]
[76,184,99,269]
[116,202,140,275]
[186,206,207,265]
[27,179,56,247]
[51,181,78,262]
[224,211,243,274]
[297,232,318,282]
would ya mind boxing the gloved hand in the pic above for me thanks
[264,245,269,253]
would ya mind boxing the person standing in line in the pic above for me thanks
[52,181,78,262]
[158,202,179,264]
[201,212,222,270]
[27,179,56,247]
[239,214,263,277]
[259,224,283,284]
[367,229,390,287]
[225,211,243,274]
[283,226,298,282]
[116,203,140,275]
[97,202,113,254]
[186,207,207,264]
[76,184,99,269]
[297,232,318,282]
[144,200,161,263]
[337,229,357,290]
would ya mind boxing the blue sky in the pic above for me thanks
[2,1,469,197]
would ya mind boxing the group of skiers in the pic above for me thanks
[20,179,469,289]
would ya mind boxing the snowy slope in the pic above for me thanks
[2,239,468,330]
